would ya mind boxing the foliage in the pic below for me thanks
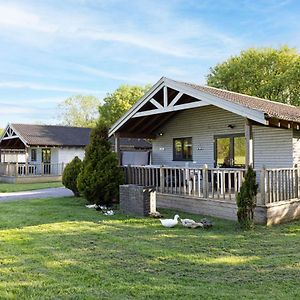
[62,156,83,197]
[207,46,300,105]
[58,95,100,127]
[77,122,124,205]
[236,167,258,229]
[0,197,299,299]
[99,84,150,126]
[0,182,62,193]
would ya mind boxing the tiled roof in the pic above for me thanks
[10,124,151,149]
[11,124,91,146]
[178,80,300,123]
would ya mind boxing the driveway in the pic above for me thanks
[0,187,73,202]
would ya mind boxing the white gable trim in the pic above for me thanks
[0,124,29,147]
[108,77,268,137]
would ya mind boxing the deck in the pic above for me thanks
[122,165,300,225]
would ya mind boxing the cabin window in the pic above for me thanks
[173,137,193,161]
[31,149,37,162]
[215,134,245,168]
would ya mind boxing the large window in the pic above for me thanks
[173,137,192,161]
[215,134,245,167]
[31,149,37,162]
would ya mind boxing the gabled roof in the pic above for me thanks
[11,124,91,147]
[0,123,151,150]
[109,77,300,137]
[180,81,300,123]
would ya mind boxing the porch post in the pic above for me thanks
[114,133,121,165]
[25,147,29,175]
[245,119,253,168]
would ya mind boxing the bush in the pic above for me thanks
[77,122,124,206]
[62,156,83,197]
[236,166,258,229]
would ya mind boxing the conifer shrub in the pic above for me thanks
[62,156,83,197]
[236,166,258,229]
[77,122,124,206]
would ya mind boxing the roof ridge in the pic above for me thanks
[11,123,92,129]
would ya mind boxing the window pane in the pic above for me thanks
[216,138,230,167]
[31,149,37,161]
[174,139,182,160]
[183,138,192,160]
[234,137,245,166]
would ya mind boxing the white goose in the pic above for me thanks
[160,214,180,228]
[180,218,204,229]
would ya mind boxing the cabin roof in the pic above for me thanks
[180,80,300,123]
[109,77,300,138]
[0,123,151,150]
[11,123,91,147]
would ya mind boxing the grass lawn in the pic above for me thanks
[0,181,63,193]
[0,197,299,299]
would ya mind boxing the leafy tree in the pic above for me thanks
[207,46,300,106]
[58,95,100,127]
[236,167,258,229]
[77,122,124,206]
[62,156,83,197]
[99,84,150,126]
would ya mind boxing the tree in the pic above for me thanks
[99,84,150,126]
[207,46,300,106]
[62,156,83,197]
[236,167,258,229]
[58,95,100,127]
[77,122,124,206]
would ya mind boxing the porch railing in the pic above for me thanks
[0,162,65,177]
[122,165,300,205]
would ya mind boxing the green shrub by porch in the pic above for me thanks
[77,122,124,206]
[62,156,83,197]
[236,166,258,229]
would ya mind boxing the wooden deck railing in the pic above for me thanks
[259,167,299,204]
[122,165,246,202]
[0,162,65,177]
[122,165,300,205]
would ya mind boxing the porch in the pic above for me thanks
[122,165,300,225]
[0,162,64,183]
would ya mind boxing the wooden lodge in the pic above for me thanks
[109,77,300,225]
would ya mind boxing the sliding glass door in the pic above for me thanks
[215,134,245,168]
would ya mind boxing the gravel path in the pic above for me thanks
[0,187,73,202]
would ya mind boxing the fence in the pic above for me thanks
[122,165,300,205]
[0,162,65,177]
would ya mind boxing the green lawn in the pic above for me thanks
[0,181,63,193]
[0,197,299,299]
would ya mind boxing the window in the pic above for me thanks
[215,134,245,168]
[173,137,192,161]
[31,149,37,162]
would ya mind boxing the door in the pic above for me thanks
[215,135,246,168]
[42,148,51,174]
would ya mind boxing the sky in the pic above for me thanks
[0,0,300,128]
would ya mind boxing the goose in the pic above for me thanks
[160,214,180,228]
[180,218,204,229]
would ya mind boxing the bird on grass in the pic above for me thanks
[180,218,204,229]
[160,214,180,228]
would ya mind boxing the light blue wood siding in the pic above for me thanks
[253,126,293,168]
[151,105,294,168]
[152,105,245,167]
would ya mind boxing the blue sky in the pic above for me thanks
[0,0,299,128]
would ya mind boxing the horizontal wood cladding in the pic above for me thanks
[253,126,293,168]
[152,105,295,169]
[152,105,245,167]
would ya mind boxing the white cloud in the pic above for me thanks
[0,2,241,59]
[0,81,104,94]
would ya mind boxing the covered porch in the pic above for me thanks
[0,125,64,183]
[110,77,300,225]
